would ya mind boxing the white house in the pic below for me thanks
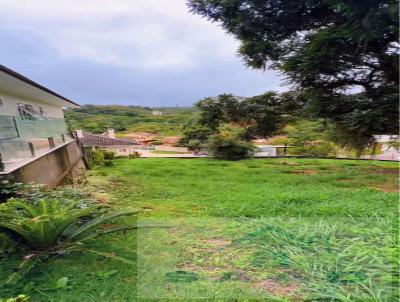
[0,65,82,179]
[74,129,141,157]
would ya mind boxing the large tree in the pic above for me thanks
[187,0,399,151]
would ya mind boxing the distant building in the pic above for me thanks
[74,129,140,157]
[254,145,291,157]
[152,110,163,116]
[362,135,400,161]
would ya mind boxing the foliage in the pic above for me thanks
[0,158,397,301]
[195,92,292,138]
[0,233,16,259]
[178,126,214,151]
[92,150,115,167]
[207,126,255,160]
[0,182,40,203]
[103,160,114,167]
[388,140,400,150]
[64,105,194,135]
[188,0,399,152]
[102,151,115,160]
[0,198,137,284]
[129,151,141,159]
[0,295,29,302]
[92,149,105,165]
[284,120,338,157]
[0,182,92,205]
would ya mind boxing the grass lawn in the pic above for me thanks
[1,158,398,301]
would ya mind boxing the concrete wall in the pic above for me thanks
[3,141,85,187]
[0,92,65,118]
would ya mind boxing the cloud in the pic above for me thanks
[0,0,239,70]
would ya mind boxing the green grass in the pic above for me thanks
[0,158,398,301]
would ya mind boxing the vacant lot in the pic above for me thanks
[1,158,398,301]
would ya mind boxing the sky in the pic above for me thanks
[0,0,283,107]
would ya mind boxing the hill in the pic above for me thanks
[64,105,196,137]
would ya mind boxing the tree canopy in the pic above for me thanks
[187,0,399,151]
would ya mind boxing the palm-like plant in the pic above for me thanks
[0,198,137,285]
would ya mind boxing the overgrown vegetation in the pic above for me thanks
[64,105,194,135]
[0,183,137,288]
[1,158,395,301]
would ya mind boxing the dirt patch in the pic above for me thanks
[370,184,399,192]
[255,278,300,297]
[278,161,301,166]
[289,170,318,175]
[202,238,231,247]
[169,227,183,236]
[368,168,399,175]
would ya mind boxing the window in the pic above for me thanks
[17,103,35,119]
[38,106,45,116]
[0,98,4,108]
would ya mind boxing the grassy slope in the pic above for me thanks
[1,158,398,301]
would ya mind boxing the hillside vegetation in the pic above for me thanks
[64,105,195,136]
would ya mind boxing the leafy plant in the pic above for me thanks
[102,151,115,160]
[207,126,255,160]
[0,198,137,285]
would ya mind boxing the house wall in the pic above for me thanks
[0,92,65,118]
[2,140,86,187]
[102,146,138,157]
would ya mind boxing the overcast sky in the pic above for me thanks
[0,0,283,107]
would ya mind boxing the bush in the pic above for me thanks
[0,198,137,284]
[102,151,115,160]
[92,149,105,164]
[129,151,141,159]
[291,141,337,157]
[207,128,254,160]
[103,160,114,167]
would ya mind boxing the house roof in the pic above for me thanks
[0,65,79,107]
[77,132,140,147]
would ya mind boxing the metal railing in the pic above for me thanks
[0,115,73,172]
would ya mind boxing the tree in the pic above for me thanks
[178,126,214,151]
[187,0,399,151]
[195,91,292,139]
[196,94,242,130]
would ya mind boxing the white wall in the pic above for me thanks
[0,92,65,118]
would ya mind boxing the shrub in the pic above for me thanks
[103,160,114,167]
[102,151,115,160]
[0,198,137,284]
[291,141,337,157]
[129,151,141,159]
[207,128,254,160]
[92,149,105,164]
